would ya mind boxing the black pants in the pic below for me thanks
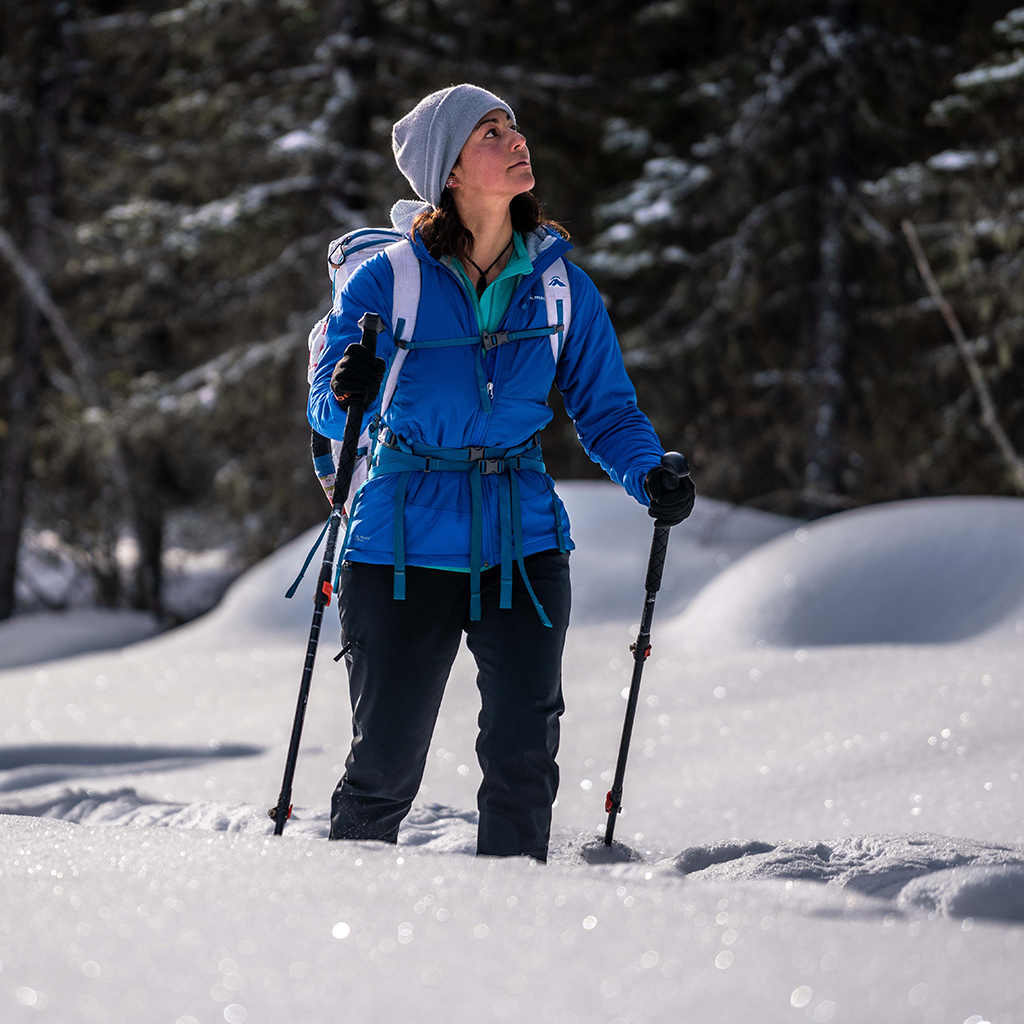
[330,549,571,861]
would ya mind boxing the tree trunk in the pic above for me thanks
[0,2,63,619]
[0,300,44,620]
[131,459,164,618]
[804,0,854,510]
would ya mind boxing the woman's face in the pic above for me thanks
[450,109,534,201]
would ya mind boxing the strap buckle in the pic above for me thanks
[467,447,486,462]
[481,331,509,351]
[481,458,505,475]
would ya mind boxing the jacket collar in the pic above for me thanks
[409,226,572,297]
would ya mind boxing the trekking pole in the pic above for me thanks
[269,311,383,835]
[604,452,690,846]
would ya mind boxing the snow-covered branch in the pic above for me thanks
[118,328,308,425]
[652,187,811,359]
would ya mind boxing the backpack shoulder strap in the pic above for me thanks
[542,258,571,364]
[380,238,421,416]
[386,237,421,340]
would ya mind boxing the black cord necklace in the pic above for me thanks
[467,234,514,299]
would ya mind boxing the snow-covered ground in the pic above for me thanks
[0,610,163,672]
[1,484,1022,1023]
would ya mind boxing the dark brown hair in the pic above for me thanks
[412,190,569,264]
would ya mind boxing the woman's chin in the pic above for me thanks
[512,171,536,194]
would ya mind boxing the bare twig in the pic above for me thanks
[902,218,1024,492]
[0,223,102,403]
[0,222,143,563]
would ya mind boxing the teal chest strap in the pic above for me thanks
[394,322,562,414]
[365,430,567,626]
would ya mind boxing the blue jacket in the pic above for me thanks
[308,227,664,569]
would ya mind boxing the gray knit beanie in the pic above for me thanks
[391,83,516,210]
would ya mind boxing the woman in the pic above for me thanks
[308,84,694,861]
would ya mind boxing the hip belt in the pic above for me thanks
[362,429,567,626]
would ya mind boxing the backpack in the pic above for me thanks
[306,226,573,510]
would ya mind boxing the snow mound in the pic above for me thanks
[0,609,162,670]
[673,497,1024,648]
[190,484,795,636]
[672,832,1024,921]
[0,786,286,833]
[0,785,480,851]
[898,864,1024,921]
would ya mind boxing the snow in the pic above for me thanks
[953,55,1024,90]
[601,118,653,157]
[596,158,711,226]
[270,131,321,154]
[995,8,1024,43]
[927,150,999,173]
[2,484,1024,1022]
[674,497,1024,649]
[178,178,318,233]
[0,610,162,671]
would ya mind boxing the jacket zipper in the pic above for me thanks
[413,242,569,571]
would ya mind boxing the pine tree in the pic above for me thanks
[0,0,78,617]
[4,0,397,617]
[862,5,1024,498]
[583,0,988,515]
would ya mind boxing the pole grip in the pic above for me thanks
[358,311,382,356]
[644,523,671,594]
[659,451,690,489]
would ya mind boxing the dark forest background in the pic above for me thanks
[2,0,1022,622]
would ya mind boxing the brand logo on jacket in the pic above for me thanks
[547,276,566,287]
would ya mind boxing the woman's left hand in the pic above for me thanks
[644,457,696,526]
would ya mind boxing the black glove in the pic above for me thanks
[644,452,696,526]
[330,343,386,410]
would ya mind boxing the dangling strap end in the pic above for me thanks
[393,472,409,601]
[284,517,331,598]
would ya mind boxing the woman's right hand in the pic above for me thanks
[330,343,386,410]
